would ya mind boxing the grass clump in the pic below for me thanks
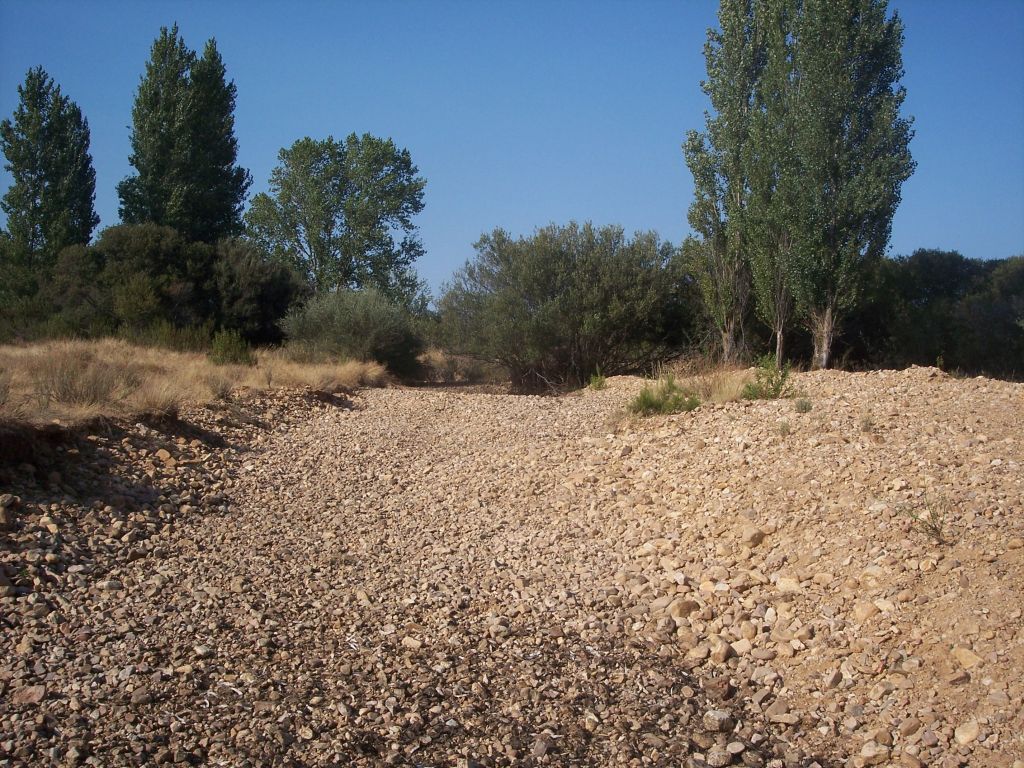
[30,348,140,408]
[794,397,813,413]
[741,354,792,400]
[628,374,700,416]
[209,329,255,366]
[588,369,607,391]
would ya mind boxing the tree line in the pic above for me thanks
[1,24,426,346]
[1,10,1021,381]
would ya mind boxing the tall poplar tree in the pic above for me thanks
[684,0,765,363]
[118,26,250,243]
[1,67,98,287]
[745,0,796,363]
[785,0,914,368]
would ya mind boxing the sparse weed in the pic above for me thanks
[858,413,875,433]
[901,495,956,545]
[742,354,792,400]
[588,369,607,391]
[777,419,791,436]
[794,397,812,413]
[628,374,700,416]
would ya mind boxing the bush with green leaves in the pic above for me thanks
[214,239,307,345]
[628,375,700,416]
[438,221,696,390]
[742,354,792,400]
[208,329,255,366]
[282,289,423,378]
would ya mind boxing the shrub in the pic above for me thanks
[742,354,792,400]
[209,329,255,366]
[588,369,607,390]
[438,222,697,390]
[628,375,700,416]
[282,289,423,379]
[214,239,307,345]
[794,397,812,413]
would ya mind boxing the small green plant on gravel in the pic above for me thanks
[588,369,607,391]
[209,329,255,366]
[858,412,875,433]
[794,397,812,413]
[901,495,956,545]
[628,374,700,416]
[742,354,792,400]
[777,419,791,436]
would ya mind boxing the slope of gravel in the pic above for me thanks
[1,368,1022,768]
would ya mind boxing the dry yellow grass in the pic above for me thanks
[662,359,752,404]
[0,338,388,426]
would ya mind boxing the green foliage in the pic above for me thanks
[741,353,792,399]
[245,134,427,305]
[208,329,255,366]
[782,0,915,368]
[214,239,307,345]
[1,67,98,282]
[282,289,423,378]
[439,222,695,390]
[682,0,765,364]
[118,26,250,243]
[686,0,914,369]
[794,397,812,413]
[628,375,700,416]
[843,251,1023,377]
[588,370,607,391]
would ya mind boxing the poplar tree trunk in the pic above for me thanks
[810,306,835,369]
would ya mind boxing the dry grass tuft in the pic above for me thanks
[0,339,389,426]
[664,359,751,404]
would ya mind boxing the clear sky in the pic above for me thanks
[1,1,1022,293]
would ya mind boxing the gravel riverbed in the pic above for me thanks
[1,368,1022,767]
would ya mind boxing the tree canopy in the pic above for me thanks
[245,134,427,306]
[1,66,98,294]
[118,25,250,243]
[685,0,914,368]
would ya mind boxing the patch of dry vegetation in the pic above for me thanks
[417,347,505,385]
[0,339,387,426]
[665,360,752,404]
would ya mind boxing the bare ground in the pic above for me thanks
[1,368,1022,767]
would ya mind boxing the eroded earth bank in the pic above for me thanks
[1,368,1022,767]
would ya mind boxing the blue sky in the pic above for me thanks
[1,1,1022,293]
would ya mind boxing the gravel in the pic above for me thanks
[1,367,1022,767]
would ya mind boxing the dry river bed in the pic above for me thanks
[1,368,1022,768]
